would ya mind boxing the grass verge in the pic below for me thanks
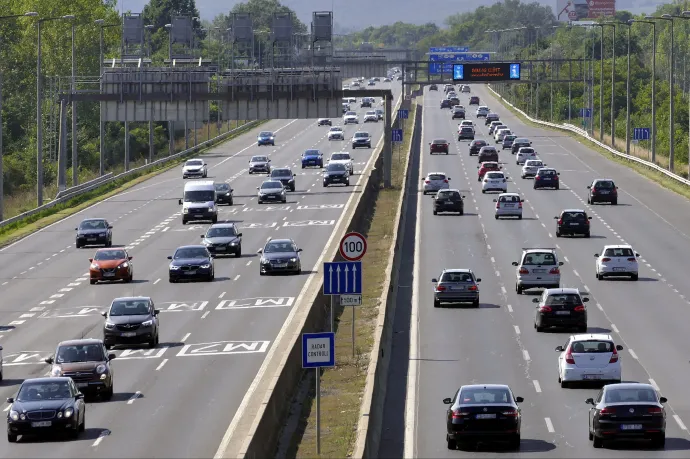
[0,120,266,248]
[285,100,418,458]
[491,89,690,201]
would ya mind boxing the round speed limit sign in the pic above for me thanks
[339,232,367,261]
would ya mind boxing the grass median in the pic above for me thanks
[285,99,418,458]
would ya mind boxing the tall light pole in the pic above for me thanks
[36,14,74,206]
[70,16,78,186]
[636,18,657,163]
[94,19,120,176]
[650,15,674,170]
[586,23,608,142]
[610,21,632,155]
[0,12,38,220]
[165,23,174,156]
[603,22,617,148]
[145,24,155,164]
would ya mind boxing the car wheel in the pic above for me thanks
[433,210,437,215]
[535,322,544,332]
[556,231,561,237]
[596,271,600,280]
[481,190,485,194]
[560,378,569,388]
[76,242,81,249]
[587,197,591,204]
[592,435,604,448]
[7,434,17,443]
[345,180,350,186]
[169,278,176,283]
[651,434,665,449]
[495,215,499,220]
[631,273,639,281]
[291,186,295,192]
[182,219,187,225]
[103,385,114,401]
[459,210,464,215]
[516,284,523,294]
[589,427,594,441]
[90,279,97,285]
[473,299,480,308]
[555,185,559,190]
[510,435,520,450]
[433,298,440,308]
[211,216,218,224]
[585,232,590,238]
[447,438,457,450]
[229,199,234,206]
[149,338,156,349]
[612,199,617,205]
[125,274,133,283]
[577,325,587,333]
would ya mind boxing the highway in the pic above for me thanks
[383,84,690,458]
[0,80,400,457]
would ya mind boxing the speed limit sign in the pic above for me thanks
[339,232,367,261]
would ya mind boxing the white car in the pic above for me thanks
[516,147,538,165]
[494,193,523,219]
[595,245,640,280]
[422,172,451,194]
[328,126,344,140]
[343,111,359,124]
[521,159,545,178]
[495,128,512,143]
[182,158,207,179]
[481,171,508,193]
[328,152,354,174]
[556,334,623,387]
[476,106,490,117]
[459,120,474,130]
[363,111,378,122]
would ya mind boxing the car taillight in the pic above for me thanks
[452,410,470,420]
[557,219,563,225]
[518,201,522,208]
[535,176,541,180]
[611,188,617,194]
[501,409,519,417]
[519,268,529,274]
[591,188,598,194]
[565,347,575,364]
[468,285,478,291]
[609,346,618,363]
[648,407,663,415]
[425,180,430,184]
[574,305,586,312]
[599,407,614,415]
[496,201,500,209]
[601,257,611,262]
[539,305,552,312]
[549,267,560,274]
[627,258,636,262]
[436,286,446,292]
[443,179,448,183]
[585,219,590,225]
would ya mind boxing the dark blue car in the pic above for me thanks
[301,149,323,169]
[168,245,215,283]
[257,131,275,146]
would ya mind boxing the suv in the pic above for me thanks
[555,209,592,238]
[587,179,618,205]
[440,99,452,109]
[432,189,465,215]
[457,127,475,140]
[429,84,438,91]
[360,98,372,108]
[533,168,560,189]
[511,137,531,154]
[469,96,480,105]
[102,297,160,349]
[270,168,296,191]
[214,182,233,205]
[45,339,116,400]
[461,85,471,93]
[352,131,372,149]
[432,269,481,307]
[512,248,564,294]
[201,223,242,257]
[451,106,465,119]
[533,288,589,332]
[429,139,450,154]
[485,113,500,125]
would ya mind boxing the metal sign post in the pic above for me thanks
[302,332,335,456]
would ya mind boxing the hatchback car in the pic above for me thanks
[361,97,372,107]
[317,118,331,126]
[102,297,160,349]
[257,180,287,203]
[201,223,242,257]
[256,131,275,146]
[513,248,563,294]
[364,111,378,122]
[477,161,501,180]
[352,131,371,149]
[429,84,438,91]
[515,147,537,165]
[458,127,475,140]
[555,209,592,237]
[443,384,523,450]
[301,149,323,168]
[433,189,465,215]
[432,269,481,307]
[440,99,452,109]
[89,248,133,284]
[469,96,480,105]
[477,146,499,163]
[495,128,512,143]
[168,245,214,282]
[323,163,350,187]
[213,182,234,205]
[76,218,112,248]
[520,159,545,178]
[482,171,508,193]
[451,106,465,119]
[494,193,523,219]
[587,383,667,448]
[248,155,271,174]
[533,168,560,189]
[512,137,532,154]
[429,139,449,154]
[258,238,302,275]
[533,288,588,332]
[485,113,500,125]
[476,106,490,117]
[182,158,208,179]
[595,245,640,280]
[45,339,115,399]
[555,334,623,387]
[488,121,504,134]
[328,126,344,140]
[502,135,517,150]
[587,179,618,205]
[423,172,451,194]
[461,85,471,93]
[468,139,487,156]
[375,109,384,120]
[270,168,296,191]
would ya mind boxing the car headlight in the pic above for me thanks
[209,206,214,211]
[261,257,268,264]
[230,241,237,246]
[119,262,129,269]
[96,364,107,374]
[51,366,62,377]
[202,239,212,246]
[105,321,115,330]
[290,257,297,262]
[63,408,74,418]
[169,264,180,270]
[183,208,189,214]
[225,192,230,196]
[141,320,153,327]
[90,263,99,270]
[9,410,19,421]
[200,264,211,269]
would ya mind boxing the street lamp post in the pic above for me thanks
[634,19,656,163]
[650,15,674,170]
[70,17,78,186]
[95,19,120,176]
[145,24,155,164]
[36,14,74,206]
[606,23,617,148]
[165,23,174,156]
[674,11,690,176]
[609,21,633,155]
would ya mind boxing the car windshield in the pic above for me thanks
[174,247,208,259]
[605,388,657,403]
[539,170,556,176]
[184,190,214,202]
[570,340,614,353]
[366,111,376,115]
[440,272,473,282]
[56,343,106,363]
[328,163,346,172]
[186,160,202,166]
[499,195,520,202]
[264,241,295,253]
[562,212,586,221]
[522,252,556,265]
[79,220,106,230]
[595,181,615,189]
[330,127,342,132]
[17,382,72,401]
[432,139,447,144]
[428,174,446,181]
[515,138,529,143]
[94,250,127,261]
[520,148,535,154]
[214,183,230,192]
[486,172,503,179]
[109,300,150,316]
[346,111,356,116]
[473,141,487,146]
[504,136,516,141]
[259,132,273,137]
[272,170,292,177]
[355,132,369,138]
[304,150,320,156]
[331,154,350,161]
[251,156,268,162]
[603,247,635,257]
[545,293,582,305]
[438,190,461,199]
[525,161,542,167]
[261,182,282,189]
[460,388,511,404]
[207,226,236,238]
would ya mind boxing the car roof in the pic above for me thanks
[427,172,447,176]
[603,244,634,249]
[593,178,615,182]
[572,333,613,342]
[537,168,556,172]
[261,179,283,184]
[561,209,586,213]
[57,338,105,346]
[518,147,534,151]
[266,238,293,244]
[544,287,581,295]
[604,383,655,392]
[111,296,151,302]
[272,167,292,172]
[440,188,461,192]
[460,384,510,391]
[251,155,268,159]
[522,248,556,253]
[187,158,203,161]
[22,377,73,385]
[81,218,106,222]
[95,247,123,253]
[176,244,207,250]
[209,223,237,229]
[498,192,520,197]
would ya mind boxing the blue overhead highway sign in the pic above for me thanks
[430,46,469,53]
[323,261,362,295]
[398,109,409,119]
[392,129,403,142]
[429,53,492,74]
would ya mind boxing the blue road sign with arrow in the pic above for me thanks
[323,261,362,295]
[633,127,650,141]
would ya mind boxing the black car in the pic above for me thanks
[323,163,350,187]
[587,383,667,449]
[102,297,160,349]
[429,84,438,91]
[533,168,560,189]
[270,168,296,191]
[555,209,592,238]
[433,189,465,215]
[440,99,452,109]
[587,179,618,205]
[201,223,242,257]
[533,288,589,332]
[258,238,302,275]
[75,218,112,248]
[469,96,480,105]
[44,339,115,399]
[7,377,86,442]
[443,384,523,450]
[485,113,500,125]
[511,138,531,154]
[360,98,372,108]
[451,107,465,119]
[214,182,234,205]
[449,97,460,106]
[317,118,332,126]
[352,131,371,149]
[469,140,488,156]
[458,127,475,140]
[168,245,214,283]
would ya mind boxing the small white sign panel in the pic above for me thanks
[306,338,332,364]
[340,294,362,306]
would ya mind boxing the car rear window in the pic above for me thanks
[545,293,581,305]
[562,212,586,221]
[438,190,461,199]
[462,128,473,133]
[481,147,497,153]
[539,169,556,176]
[428,174,446,181]
[524,160,542,167]
[459,388,510,404]
[605,388,657,403]
[473,141,487,146]
[595,181,615,189]
[499,195,520,202]
[504,136,516,141]
[522,252,556,265]
[432,139,448,144]
[486,172,503,179]
[570,340,613,353]
[603,248,634,257]
[440,272,474,282]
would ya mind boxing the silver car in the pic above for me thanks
[494,193,523,219]
[521,159,545,178]
[257,180,286,204]
[422,172,451,194]
[512,248,563,294]
[248,155,271,174]
[489,123,506,135]
[432,269,481,308]
[182,159,207,179]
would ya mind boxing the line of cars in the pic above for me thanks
[425,86,667,451]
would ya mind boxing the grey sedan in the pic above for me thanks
[432,269,481,308]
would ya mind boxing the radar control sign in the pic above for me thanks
[453,63,521,82]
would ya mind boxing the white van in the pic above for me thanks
[179,181,218,224]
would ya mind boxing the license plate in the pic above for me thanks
[451,286,464,291]
[543,177,552,180]
[193,215,203,218]
[599,190,610,194]
[569,223,579,226]
[613,267,625,271]
[621,424,643,430]
[273,263,288,268]
[504,204,515,208]
[476,414,496,419]
[556,311,570,315]
[122,332,136,337]
[31,421,51,427]
[216,247,226,251]
[76,382,89,388]
[103,272,115,277]
[533,269,546,273]
[583,375,601,380]
[445,200,453,204]
[185,270,197,275]
[87,238,97,241]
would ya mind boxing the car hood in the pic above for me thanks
[91,259,126,269]
[303,155,321,160]
[250,161,269,166]
[262,251,298,260]
[77,228,106,235]
[353,137,370,141]
[259,188,284,194]
[205,236,240,244]
[107,314,153,325]
[56,361,102,372]
[170,257,211,266]
[12,399,74,413]
[325,170,348,176]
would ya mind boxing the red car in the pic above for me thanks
[469,96,480,105]
[477,161,501,181]
[429,139,449,154]
[89,248,134,284]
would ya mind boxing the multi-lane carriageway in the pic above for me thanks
[377,84,690,458]
[0,81,401,457]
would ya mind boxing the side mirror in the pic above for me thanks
[557,172,561,175]
[428,142,431,145]
[154,309,160,315]
[89,258,93,263]
[515,396,524,403]
[44,357,54,364]
[75,393,84,400]
[74,227,78,231]
[532,298,539,303]
[6,398,14,404]
[447,177,451,180]
[594,253,600,257]
[257,248,263,254]
[204,163,207,166]
[443,397,453,405]
[588,217,592,220]
[636,253,640,257]
[616,345,624,351]
[108,353,116,360]
[553,216,558,220]
[555,345,564,352]
[431,278,438,283]
[529,142,532,145]
[178,199,182,205]
[586,185,591,189]
[101,311,107,317]
[200,235,205,238]
[477,166,480,169]
[559,261,564,266]
[108,225,113,229]
[237,233,243,237]
[492,199,497,202]
[615,186,618,189]
[585,398,595,405]
[293,174,296,177]
[256,187,260,190]
[231,189,234,192]
[660,397,668,403]
[128,256,133,260]
[583,297,590,302]
[511,262,518,266]
[297,248,303,252]
[167,256,172,260]
[521,199,525,202]
[462,195,466,198]
[476,278,481,282]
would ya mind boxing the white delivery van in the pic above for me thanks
[179,181,218,224]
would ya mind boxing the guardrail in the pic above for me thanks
[486,85,690,188]
[0,120,262,230]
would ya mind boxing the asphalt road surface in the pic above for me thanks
[0,80,400,457]
[381,84,690,458]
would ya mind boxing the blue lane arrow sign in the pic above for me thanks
[324,261,362,295]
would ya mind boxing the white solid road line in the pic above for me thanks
[153,278,160,285]
[533,380,542,393]
[201,311,210,319]
[155,359,168,371]
[514,325,520,335]
[522,350,531,361]
[674,414,688,430]
[545,417,555,433]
